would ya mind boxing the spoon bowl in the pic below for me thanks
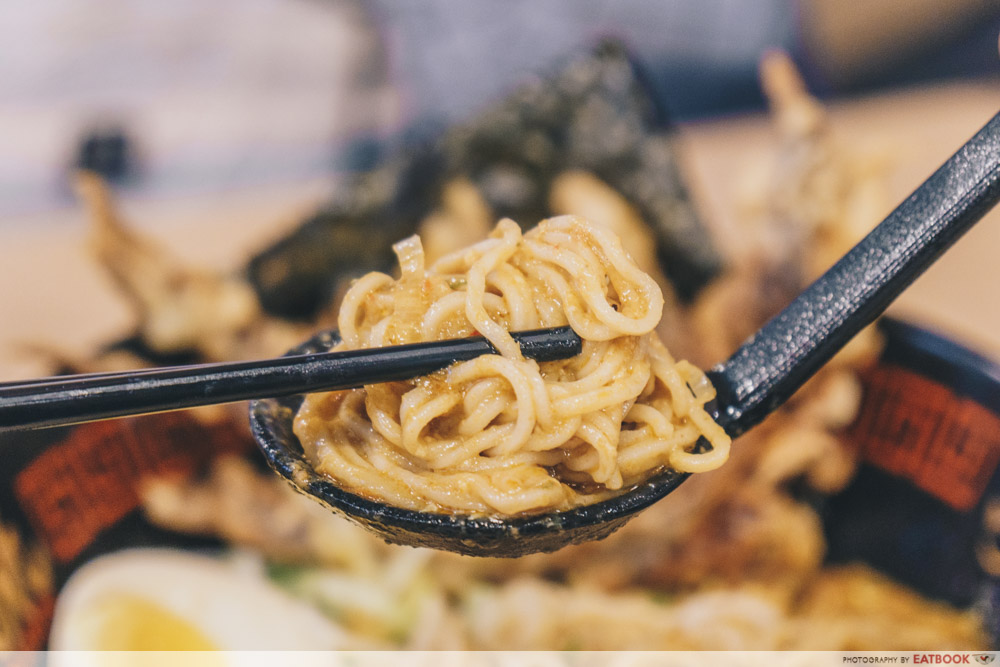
[249,329,692,556]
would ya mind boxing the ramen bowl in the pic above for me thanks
[823,317,1000,608]
[1,317,998,648]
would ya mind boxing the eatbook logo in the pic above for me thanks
[974,655,995,665]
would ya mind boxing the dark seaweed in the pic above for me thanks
[246,40,722,320]
[247,146,446,319]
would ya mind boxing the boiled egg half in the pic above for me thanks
[48,548,345,652]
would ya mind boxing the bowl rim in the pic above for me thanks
[878,316,1000,414]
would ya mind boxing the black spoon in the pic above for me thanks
[251,110,1000,557]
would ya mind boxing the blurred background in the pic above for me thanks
[2,0,999,377]
[1,0,998,218]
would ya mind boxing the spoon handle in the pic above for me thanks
[709,110,1000,437]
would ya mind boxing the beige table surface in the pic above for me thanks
[1,80,998,380]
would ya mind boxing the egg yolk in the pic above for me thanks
[92,594,218,651]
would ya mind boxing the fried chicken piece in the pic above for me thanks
[75,172,305,362]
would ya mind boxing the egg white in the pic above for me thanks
[48,548,346,652]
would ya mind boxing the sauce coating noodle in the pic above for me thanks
[294,215,730,514]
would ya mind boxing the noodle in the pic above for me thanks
[293,215,730,515]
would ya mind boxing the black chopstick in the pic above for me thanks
[0,326,582,433]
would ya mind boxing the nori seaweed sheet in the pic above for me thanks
[246,40,722,320]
